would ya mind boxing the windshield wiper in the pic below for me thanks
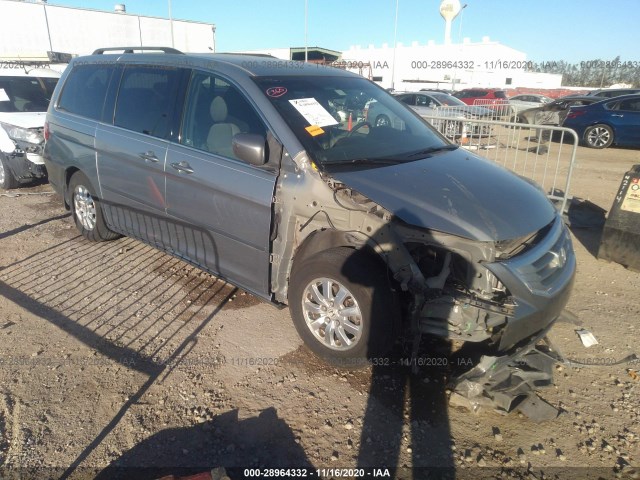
[406,144,459,158]
[322,157,406,166]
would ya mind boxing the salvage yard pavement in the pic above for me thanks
[0,145,639,479]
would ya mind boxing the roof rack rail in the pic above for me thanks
[216,52,277,58]
[92,47,184,55]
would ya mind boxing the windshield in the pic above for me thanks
[254,75,448,167]
[0,76,58,113]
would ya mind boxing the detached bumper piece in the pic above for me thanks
[448,325,561,422]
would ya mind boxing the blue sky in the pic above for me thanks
[51,0,639,63]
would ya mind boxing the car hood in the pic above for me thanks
[327,149,556,242]
[0,112,47,129]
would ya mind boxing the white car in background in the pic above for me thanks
[508,93,553,118]
[0,64,61,189]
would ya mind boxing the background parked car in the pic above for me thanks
[508,94,553,116]
[584,88,640,98]
[395,91,497,137]
[364,93,469,139]
[452,88,511,117]
[453,88,509,105]
[562,94,640,149]
[395,91,495,118]
[0,65,60,189]
[419,88,454,95]
[513,96,600,125]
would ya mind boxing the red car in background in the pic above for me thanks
[453,88,509,105]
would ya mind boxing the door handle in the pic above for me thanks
[170,161,194,174]
[139,151,159,162]
[612,114,624,117]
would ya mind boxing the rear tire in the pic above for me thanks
[584,124,613,149]
[289,247,398,368]
[69,171,120,241]
[375,114,391,128]
[0,154,19,190]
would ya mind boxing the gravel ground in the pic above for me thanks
[0,144,638,480]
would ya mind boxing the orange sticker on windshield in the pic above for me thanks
[305,125,325,136]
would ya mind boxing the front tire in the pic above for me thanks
[0,154,19,190]
[69,171,120,241]
[584,124,613,149]
[289,247,397,367]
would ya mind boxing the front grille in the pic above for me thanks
[500,216,575,297]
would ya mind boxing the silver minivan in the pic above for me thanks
[44,48,575,369]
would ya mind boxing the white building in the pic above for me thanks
[0,0,215,59]
[342,37,562,91]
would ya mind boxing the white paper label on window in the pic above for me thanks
[0,89,9,102]
[288,98,338,127]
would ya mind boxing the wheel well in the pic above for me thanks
[291,229,390,279]
[63,167,80,209]
[293,229,357,268]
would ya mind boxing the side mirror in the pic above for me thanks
[232,133,267,166]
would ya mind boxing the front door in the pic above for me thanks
[609,98,640,146]
[165,71,277,297]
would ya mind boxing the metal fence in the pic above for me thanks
[471,99,514,118]
[421,115,579,214]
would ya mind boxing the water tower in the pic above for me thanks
[439,0,462,44]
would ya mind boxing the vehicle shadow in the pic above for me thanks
[94,407,314,479]
[0,212,69,241]
[355,340,455,479]
[0,207,253,478]
[339,243,456,478]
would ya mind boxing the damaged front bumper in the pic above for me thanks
[448,320,566,422]
[1,146,47,182]
[0,121,47,182]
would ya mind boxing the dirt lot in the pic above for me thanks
[0,144,639,480]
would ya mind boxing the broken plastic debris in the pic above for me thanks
[448,327,561,421]
[515,395,559,422]
[576,328,599,347]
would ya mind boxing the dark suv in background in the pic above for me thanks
[44,47,575,370]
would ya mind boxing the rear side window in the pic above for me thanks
[114,65,183,139]
[618,99,640,112]
[494,91,507,99]
[57,64,114,120]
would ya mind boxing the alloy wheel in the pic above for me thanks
[301,277,363,351]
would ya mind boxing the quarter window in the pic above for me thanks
[57,64,114,120]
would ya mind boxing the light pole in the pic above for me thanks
[391,0,399,91]
[168,0,175,48]
[458,3,467,43]
[452,3,467,90]
[305,0,308,62]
